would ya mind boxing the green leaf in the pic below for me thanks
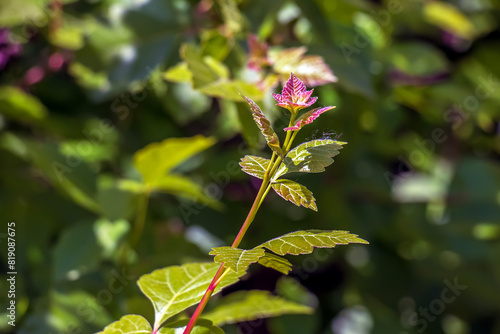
[391,43,449,77]
[199,80,264,102]
[0,0,50,27]
[100,316,223,334]
[210,247,265,272]
[133,135,216,186]
[423,2,476,40]
[164,62,193,83]
[137,262,245,330]
[242,96,282,157]
[271,179,317,211]
[240,155,270,179]
[275,139,346,179]
[257,252,292,275]
[0,86,47,123]
[182,44,221,89]
[259,230,368,256]
[203,290,313,326]
[101,315,151,334]
[153,174,222,210]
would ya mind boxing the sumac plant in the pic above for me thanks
[99,73,368,334]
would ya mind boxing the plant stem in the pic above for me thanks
[131,192,150,248]
[182,115,297,334]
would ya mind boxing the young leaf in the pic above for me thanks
[242,95,282,157]
[240,155,270,179]
[257,252,293,275]
[272,73,317,112]
[209,247,265,272]
[203,290,313,326]
[137,262,245,330]
[284,106,336,131]
[275,139,346,178]
[133,135,215,186]
[259,230,368,256]
[271,179,317,211]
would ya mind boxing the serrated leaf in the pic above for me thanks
[242,96,282,157]
[271,179,317,211]
[137,262,245,330]
[203,290,313,326]
[240,155,271,179]
[259,230,368,256]
[257,252,292,275]
[275,139,346,178]
[284,106,336,131]
[210,247,265,272]
[133,135,215,186]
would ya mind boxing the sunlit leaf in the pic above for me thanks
[240,155,270,179]
[203,290,313,326]
[182,44,221,89]
[242,96,282,156]
[101,314,151,334]
[259,230,368,256]
[137,262,245,330]
[100,316,223,334]
[210,247,265,272]
[216,0,245,37]
[0,0,50,26]
[163,62,192,83]
[284,106,336,131]
[257,252,292,275]
[0,86,47,123]
[275,139,346,178]
[133,135,216,186]
[271,179,317,211]
[269,47,337,87]
[424,2,476,40]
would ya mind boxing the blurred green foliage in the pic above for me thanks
[0,0,499,333]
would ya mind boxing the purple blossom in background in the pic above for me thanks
[0,29,22,69]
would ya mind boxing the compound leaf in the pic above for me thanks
[137,262,245,330]
[242,96,282,157]
[257,252,293,275]
[271,179,317,211]
[210,247,265,272]
[240,155,270,179]
[203,290,313,326]
[275,139,346,178]
[133,135,215,186]
[259,230,368,256]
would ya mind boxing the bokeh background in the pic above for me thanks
[1,0,499,333]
